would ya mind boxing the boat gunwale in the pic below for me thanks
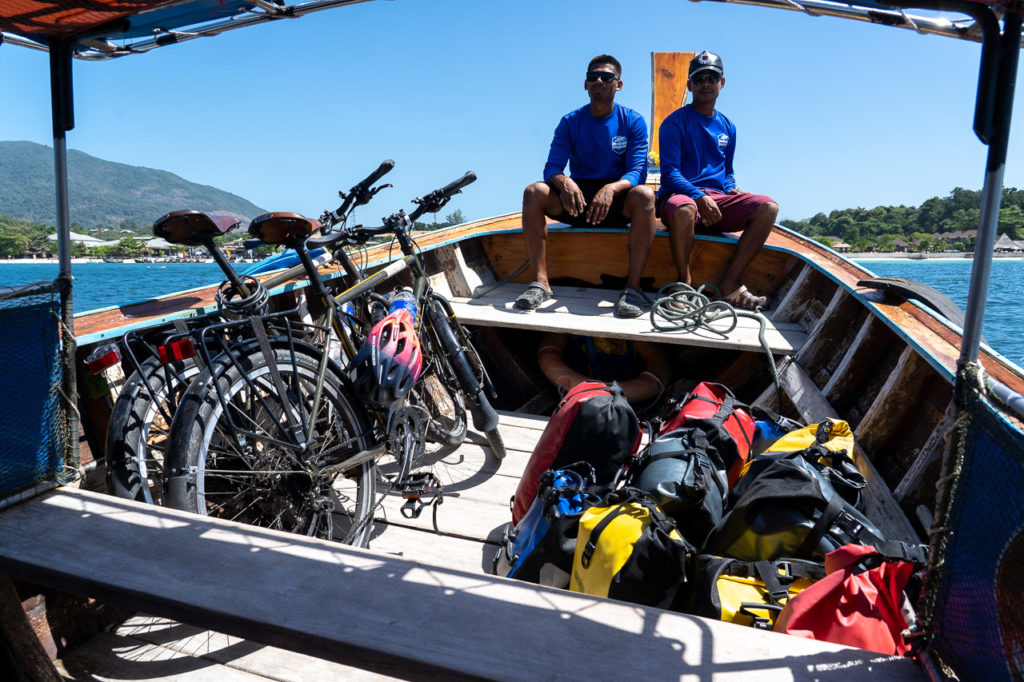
[70,215,1024,397]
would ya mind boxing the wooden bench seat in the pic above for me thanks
[449,284,807,354]
[0,487,921,681]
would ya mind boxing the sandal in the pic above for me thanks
[514,281,553,311]
[614,288,649,318]
[722,284,767,311]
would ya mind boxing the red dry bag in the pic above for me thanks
[773,542,928,655]
[512,381,639,524]
[661,381,755,487]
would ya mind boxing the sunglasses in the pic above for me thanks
[690,72,722,85]
[585,71,618,83]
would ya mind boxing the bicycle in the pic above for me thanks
[161,166,505,547]
[102,211,337,505]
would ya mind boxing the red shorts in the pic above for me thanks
[658,190,775,232]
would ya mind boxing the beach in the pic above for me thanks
[845,251,1024,261]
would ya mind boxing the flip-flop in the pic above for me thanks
[514,281,552,310]
[723,284,767,311]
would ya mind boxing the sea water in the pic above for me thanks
[0,258,1020,366]
[0,262,226,311]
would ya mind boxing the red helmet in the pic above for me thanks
[351,308,423,405]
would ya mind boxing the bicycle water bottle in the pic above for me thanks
[389,287,418,324]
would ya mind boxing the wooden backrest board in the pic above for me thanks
[650,52,695,165]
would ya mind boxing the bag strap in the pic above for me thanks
[796,493,845,558]
[580,500,631,569]
[753,560,792,606]
[749,404,802,432]
[580,490,676,569]
[556,383,615,410]
[703,383,753,453]
[875,540,929,565]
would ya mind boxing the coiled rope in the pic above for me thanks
[650,283,783,408]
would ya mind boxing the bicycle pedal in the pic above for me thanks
[397,472,443,519]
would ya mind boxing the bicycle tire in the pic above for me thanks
[106,356,200,504]
[415,359,468,454]
[164,340,376,547]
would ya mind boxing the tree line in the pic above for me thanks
[0,210,468,259]
[780,187,1024,252]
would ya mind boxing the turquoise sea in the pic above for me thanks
[0,258,1021,366]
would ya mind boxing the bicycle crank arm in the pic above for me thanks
[317,444,388,477]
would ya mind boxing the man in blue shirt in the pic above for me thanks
[514,54,657,318]
[658,51,778,310]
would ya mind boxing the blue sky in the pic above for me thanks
[2,0,1022,226]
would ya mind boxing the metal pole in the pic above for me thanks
[959,11,1021,366]
[47,38,80,476]
[48,39,74,280]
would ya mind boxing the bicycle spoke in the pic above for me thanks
[167,343,376,546]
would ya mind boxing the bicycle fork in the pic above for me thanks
[426,299,499,432]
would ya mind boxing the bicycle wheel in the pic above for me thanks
[165,341,376,547]
[414,364,468,455]
[106,356,200,504]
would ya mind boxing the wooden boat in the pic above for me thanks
[2,2,1024,681]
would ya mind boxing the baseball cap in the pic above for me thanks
[689,51,724,78]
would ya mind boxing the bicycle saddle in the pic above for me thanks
[154,210,240,246]
[249,212,321,245]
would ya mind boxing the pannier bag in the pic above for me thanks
[632,427,728,546]
[660,381,755,488]
[742,418,867,509]
[570,488,694,610]
[686,555,825,629]
[774,541,928,656]
[512,381,639,524]
[492,463,599,588]
[705,454,884,562]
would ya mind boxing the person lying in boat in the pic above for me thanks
[514,54,657,318]
[537,332,671,406]
[657,50,778,310]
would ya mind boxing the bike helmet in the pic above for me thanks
[351,308,423,405]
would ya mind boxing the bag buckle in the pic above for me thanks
[581,541,596,569]
[740,602,781,630]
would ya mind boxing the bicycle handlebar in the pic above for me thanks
[361,159,396,190]
[325,159,396,225]
[408,171,476,222]
[309,170,477,251]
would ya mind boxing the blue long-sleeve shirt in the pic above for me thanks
[658,105,736,200]
[543,103,648,187]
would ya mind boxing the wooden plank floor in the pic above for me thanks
[37,411,926,681]
[56,413,547,681]
[449,284,807,354]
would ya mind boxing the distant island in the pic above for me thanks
[3,140,1023,259]
[0,141,266,229]
[780,186,1024,254]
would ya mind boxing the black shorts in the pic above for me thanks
[551,178,629,228]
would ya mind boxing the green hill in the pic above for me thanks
[0,140,266,229]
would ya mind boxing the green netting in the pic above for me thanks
[0,280,71,499]
[923,364,1024,680]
